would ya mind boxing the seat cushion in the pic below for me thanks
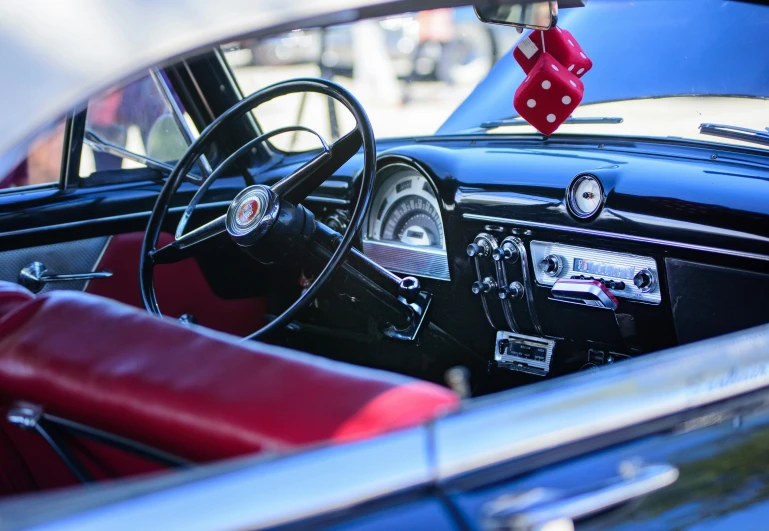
[0,281,34,321]
[0,291,458,462]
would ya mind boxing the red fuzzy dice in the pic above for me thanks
[513,52,584,136]
[514,27,592,78]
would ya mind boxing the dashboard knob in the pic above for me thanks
[497,281,524,300]
[633,268,657,292]
[471,277,496,295]
[491,242,519,263]
[539,254,563,277]
[467,241,490,258]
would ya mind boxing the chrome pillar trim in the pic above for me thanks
[434,323,769,480]
[462,213,769,263]
[149,68,212,180]
[472,233,500,330]
[504,237,543,336]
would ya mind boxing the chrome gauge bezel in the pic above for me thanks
[566,173,605,221]
[362,161,450,281]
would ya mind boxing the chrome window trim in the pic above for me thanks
[462,213,769,263]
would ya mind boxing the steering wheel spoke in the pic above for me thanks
[272,128,362,206]
[151,215,226,265]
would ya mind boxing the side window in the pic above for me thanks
[0,118,66,190]
[79,73,194,178]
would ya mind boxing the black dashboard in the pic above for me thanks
[269,134,769,393]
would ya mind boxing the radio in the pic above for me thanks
[529,241,661,305]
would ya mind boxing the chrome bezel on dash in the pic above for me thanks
[530,240,662,305]
[566,173,605,220]
[362,161,450,281]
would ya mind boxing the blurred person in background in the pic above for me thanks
[403,8,456,103]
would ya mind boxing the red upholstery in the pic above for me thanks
[0,282,34,321]
[0,290,458,466]
[86,232,267,336]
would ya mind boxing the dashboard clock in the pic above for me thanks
[567,173,604,220]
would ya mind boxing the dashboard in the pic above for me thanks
[303,136,769,390]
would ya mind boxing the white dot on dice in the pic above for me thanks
[551,64,559,71]
[547,114,556,123]
[568,65,575,71]
[580,52,587,59]
[542,80,552,90]
[527,99,537,108]
[562,96,571,105]
[568,40,574,47]
[557,27,562,33]
[570,80,577,87]
[577,68,585,75]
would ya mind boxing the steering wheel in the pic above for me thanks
[140,78,376,340]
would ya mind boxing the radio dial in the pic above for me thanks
[633,268,657,292]
[539,254,563,277]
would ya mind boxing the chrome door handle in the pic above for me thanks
[484,462,679,531]
[19,261,113,293]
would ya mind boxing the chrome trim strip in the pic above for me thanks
[305,195,349,206]
[0,201,233,240]
[505,237,543,336]
[462,213,769,262]
[473,233,499,329]
[435,323,769,480]
[8,427,431,531]
[361,240,450,281]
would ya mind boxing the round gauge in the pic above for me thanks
[366,166,445,250]
[567,174,604,220]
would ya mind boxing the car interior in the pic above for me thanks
[0,0,768,505]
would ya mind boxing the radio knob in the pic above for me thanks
[539,254,563,277]
[633,268,657,292]
[471,277,496,295]
[491,242,519,263]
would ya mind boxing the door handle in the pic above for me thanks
[19,261,113,293]
[484,462,679,531]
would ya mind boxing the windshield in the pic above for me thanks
[223,0,769,152]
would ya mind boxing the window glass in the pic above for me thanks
[222,7,506,150]
[0,118,66,190]
[80,73,193,177]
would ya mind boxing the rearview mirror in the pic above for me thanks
[474,1,558,30]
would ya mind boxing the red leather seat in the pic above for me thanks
[0,290,458,470]
[0,281,34,320]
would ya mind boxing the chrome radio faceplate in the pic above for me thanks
[529,241,661,304]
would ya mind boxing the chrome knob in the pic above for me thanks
[398,276,421,303]
[497,281,524,300]
[633,268,657,293]
[467,241,490,258]
[539,254,563,277]
[491,242,519,263]
[471,277,496,295]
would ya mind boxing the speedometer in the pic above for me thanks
[362,163,450,281]
[367,168,445,250]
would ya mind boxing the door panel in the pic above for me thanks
[446,389,769,530]
[0,237,109,294]
[86,232,266,336]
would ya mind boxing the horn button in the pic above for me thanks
[225,185,314,263]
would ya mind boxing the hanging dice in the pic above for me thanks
[513,52,584,136]
[513,26,593,78]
